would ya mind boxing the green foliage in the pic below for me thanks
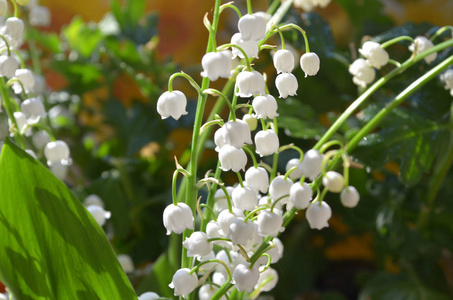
[0,139,137,299]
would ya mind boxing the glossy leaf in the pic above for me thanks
[0,138,137,299]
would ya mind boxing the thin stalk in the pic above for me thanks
[0,77,25,148]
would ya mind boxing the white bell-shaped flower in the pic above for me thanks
[214,186,234,212]
[12,69,35,94]
[238,13,266,41]
[267,237,284,263]
[231,33,259,59]
[0,55,18,78]
[117,254,134,273]
[163,202,194,235]
[157,90,188,120]
[245,166,269,194]
[212,271,228,286]
[340,186,360,208]
[314,0,331,7]
[218,145,247,172]
[236,70,265,98]
[294,0,316,11]
[183,231,213,258]
[217,208,245,235]
[20,98,46,124]
[269,175,293,205]
[359,41,389,69]
[349,58,375,88]
[44,140,70,164]
[289,182,313,209]
[273,49,294,73]
[440,69,453,90]
[322,171,344,193]
[256,267,279,292]
[306,201,332,230]
[409,36,437,64]
[252,94,279,119]
[32,130,51,150]
[242,114,258,131]
[138,292,160,300]
[49,161,68,180]
[219,119,253,149]
[84,194,105,208]
[233,262,260,292]
[0,0,7,17]
[199,284,226,300]
[285,158,304,180]
[256,209,284,237]
[9,111,31,136]
[169,268,198,299]
[275,73,298,98]
[228,218,255,245]
[255,129,279,157]
[300,149,323,180]
[232,185,257,211]
[29,6,51,27]
[206,220,224,240]
[300,52,320,77]
[5,17,24,42]
[86,205,111,227]
[200,51,231,81]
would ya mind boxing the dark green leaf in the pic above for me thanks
[63,17,103,58]
[27,27,62,53]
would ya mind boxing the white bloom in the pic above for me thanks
[267,237,284,263]
[163,202,194,235]
[238,13,266,41]
[232,185,257,211]
[322,171,344,193]
[206,221,224,240]
[214,186,234,212]
[409,36,437,64]
[84,194,105,208]
[0,0,7,17]
[253,94,279,119]
[233,262,260,292]
[44,140,70,164]
[228,218,255,245]
[117,254,134,273]
[256,267,279,292]
[242,113,258,131]
[157,90,188,120]
[10,111,32,136]
[29,6,51,27]
[0,55,18,78]
[219,145,247,172]
[349,58,376,87]
[293,0,316,11]
[169,268,198,299]
[245,166,269,194]
[269,175,293,205]
[236,70,265,97]
[275,73,298,98]
[49,161,68,180]
[255,129,279,157]
[138,292,160,300]
[313,0,331,7]
[218,208,245,235]
[231,33,259,59]
[256,209,284,237]
[300,149,323,180]
[440,69,453,90]
[212,271,227,286]
[183,231,213,258]
[12,69,35,94]
[359,41,389,69]
[289,182,313,209]
[285,158,304,180]
[217,119,253,149]
[306,201,332,230]
[5,17,24,41]
[32,130,51,150]
[87,205,111,227]
[300,52,320,77]
[199,284,226,300]
[200,51,231,81]
[340,186,360,208]
[273,49,295,73]
[20,98,46,124]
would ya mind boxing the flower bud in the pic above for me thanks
[238,13,266,41]
[218,145,247,172]
[231,33,259,59]
[275,73,298,98]
[289,182,313,209]
[256,267,278,292]
[86,205,111,227]
[300,149,323,180]
[300,52,320,77]
[255,129,279,157]
[183,231,213,258]
[169,268,198,299]
[233,262,260,292]
[322,171,344,193]
[200,51,231,81]
[409,36,437,64]
[245,166,269,194]
[252,94,279,119]
[232,185,257,211]
[117,254,134,273]
[349,58,375,88]
[236,70,265,97]
[266,237,284,263]
[157,90,188,120]
[269,175,293,205]
[340,186,360,208]
[138,292,160,300]
[359,41,389,69]
[256,209,284,237]
[20,98,46,124]
[44,140,70,164]
[0,55,18,78]
[163,202,194,235]
[306,201,332,230]
[273,49,294,73]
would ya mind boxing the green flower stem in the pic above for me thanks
[168,72,202,94]
[199,204,217,222]
[270,118,279,181]
[219,182,234,214]
[203,88,236,121]
[236,172,244,187]
[10,0,18,18]
[246,0,253,14]
[263,23,310,52]
[0,77,25,149]
[278,144,304,162]
[0,35,11,56]
[243,146,258,168]
[264,0,293,38]
[319,140,344,154]
[212,279,234,300]
[245,206,268,221]
[430,26,453,42]
[277,27,285,49]
[342,154,350,187]
[11,49,26,69]
[313,38,453,151]
[30,123,56,141]
[219,3,242,19]
[217,44,252,70]
[200,161,222,232]
[381,36,414,49]
[267,0,282,15]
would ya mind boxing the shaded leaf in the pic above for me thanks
[63,17,103,58]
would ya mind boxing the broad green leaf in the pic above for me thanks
[27,28,62,53]
[63,17,103,58]
[0,138,137,299]
[353,106,449,186]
